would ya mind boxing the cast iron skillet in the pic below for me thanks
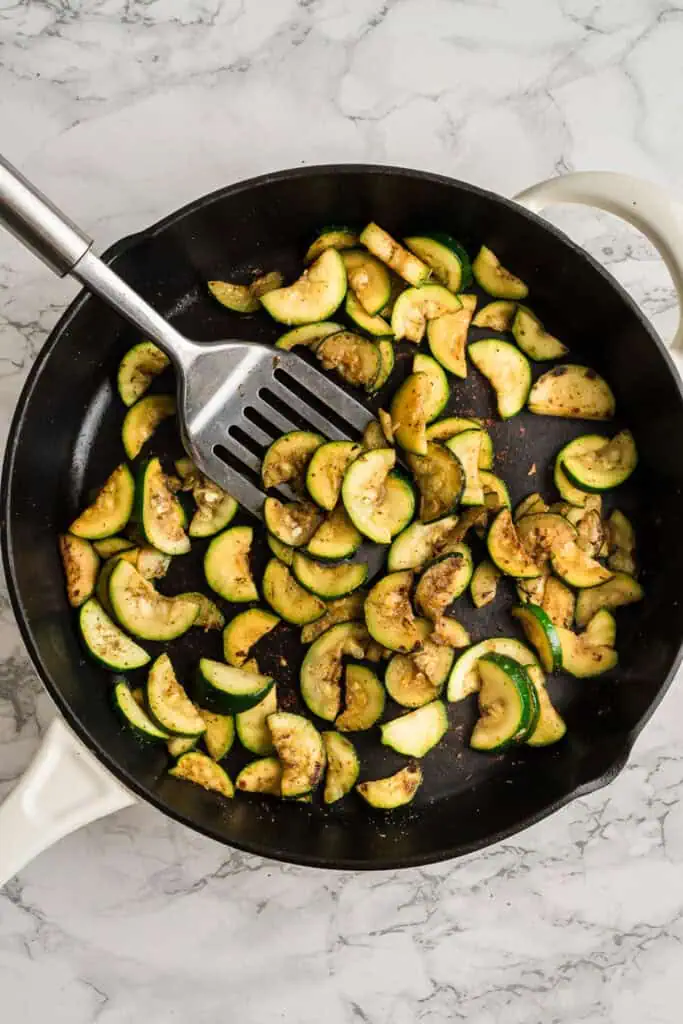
[4,165,683,870]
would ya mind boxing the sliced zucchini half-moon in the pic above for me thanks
[391,284,461,343]
[472,246,528,300]
[340,249,392,315]
[470,559,501,609]
[59,534,99,608]
[146,654,206,737]
[472,300,518,331]
[208,279,260,314]
[196,657,274,714]
[79,598,150,671]
[263,497,324,548]
[381,700,448,758]
[223,607,280,667]
[445,429,484,505]
[70,464,135,540]
[556,628,618,678]
[136,457,191,555]
[404,234,467,292]
[481,471,511,511]
[360,222,431,286]
[528,364,615,420]
[322,732,360,804]
[306,440,363,511]
[541,576,576,629]
[236,756,282,795]
[385,628,454,708]
[426,294,477,378]
[470,654,536,751]
[515,512,577,568]
[267,712,326,798]
[561,430,637,492]
[300,591,366,644]
[468,339,532,419]
[345,291,392,337]
[235,685,277,756]
[335,663,385,731]
[550,541,613,589]
[387,514,462,572]
[108,560,197,641]
[511,603,562,673]
[365,570,420,653]
[316,330,381,391]
[122,394,175,460]
[260,248,347,325]
[262,557,326,625]
[261,430,325,492]
[169,751,234,798]
[512,307,568,361]
[183,592,225,630]
[370,339,395,392]
[514,492,549,521]
[172,461,238,538]
[575,572,643,628]
[526,684,566,747]
[391,372,430,455]
[356,763,423,809]
[113,678,169,741]
[447,635,540,703]
[554,437,604,506]
[300,620,372,721]
[267,532,295,567]
[427,416,494,470]
[117,341,170,407]
[275,320,345,351]
[413,353,449,423]
[414,549,474,621]
[291,552,368,600]
[341,447,396,544]
[93,536,136,558]
[584,608,617,647]
[305,227,359,264]
[487,509,543,579]
[204,526,259,602]
[406,444,464,524]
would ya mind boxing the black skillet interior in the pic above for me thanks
[4,166,683,869]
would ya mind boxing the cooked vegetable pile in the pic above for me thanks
[59,222,643,811]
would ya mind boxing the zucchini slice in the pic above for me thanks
[316,330,381,390]
[526,684,566,747]
[300,621,372,720]
[322,732,360,804]
[362,419,389,450]
[136,546,172,581]
[387,514,461,572]
[223,608,280,667]
[432,615,470,648]
[385,631,454,708]
[173,459,238,538]
[391,284,461,343]
[561,430,637,491]
[345,291,392,336]
[79,598,150,670]
[470,655,536,751]
[261,249,347,325]
[468,339,531,419]
[556,628,618,678]
[306,227,359,264]
[70,464,135,540]
[137,457,190,555]
[574,507,604,558]
[93,536,136,558]
[196,658,274,714]
[108,560,197,641]
[235,685,277,755]
[554,435,606,505]
[292,552,368,600]
[516,574,548,607]
[427,416,494,469]
[208,279,260,314]
[371,339,396,392]
[359,223,431,286]
[59,535,99,607]
[575,572,643,627]
[263,497,323,549]
[275,321,344,351]
[365,570,420,653]
[391,372,430,455]
[512,307,568,361]
[550,541,612,588]
[236,756,282,795]
[406,444,464,523]
[300,591,367,644]
[415,549,473,622]
[170,751,234,798]
[267,712,326,797]
[261,430,325,492]
[146,654,206,737]
[541,576,576,629]
[472,246,528,300]
[511,604,562,673]
[356,763,423,809]
[117,341,170,407]
[381,700,448,757]
[184,592,225,630]
[262,557,326,625]
[113,679,169,741]
[205,526,259,602]
[481,471,511,511]
[267,532,295,567]
[342,448,410,544]
[472,300,517,331]
[200,711,235,760]
[122,394,175,460]
[514,492,548,521]
[341,249,391,315]
[447,635,540,703]
[413,353,449,422]
[336,663,385,731]
[426,294,477,378]
[470,559,501,609]
[607,509,637,576]
[515,512,577,568]
[404,234,467,292]
[306,440,363,511]
[445,429,484,505]
[584,608,617,647]
[487,509,543,579]
[528,365,615,420]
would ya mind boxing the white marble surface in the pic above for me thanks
[2,0,683,1020]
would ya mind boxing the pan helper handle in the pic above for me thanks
[0,718,135,887]
[515,171,683,352]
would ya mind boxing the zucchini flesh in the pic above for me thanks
[322,732,360,803]
[385,635,454,708]
[387,514,461,572]
[413,353,449,422]
[562,430,637,491]
[426,294,477,378]
[267,533,295,567]
[391,284,461,343]
[275,321,345,351]
[415,550,473,622]
[292,552,368,599]
[468,339,531,419]
[300,621,372,721]
[136,546,172,581]
[167,736,198,757]
[445,429,484,505]
[223,608,280,667]
[93,536,135,558]
[406,444,464,523]
[208,279,259,313]
[584,608,617,647]
[336,663,385,731]
[79,598,150,670]
[262,557,326,625]
[236,756,282,795]
[356,763,422,809]
[391,372,430,455]
[341,249,392,315]
[528,365,615,420]
[516,574,548,607]
[316,330,381,390]
[472,246,528,300]
[300,591,367,644]
[447,636,540,703]
[113,679,169,740]
[360,223,430,286]
[147,654,206,737]
[487,509,543,579]
[170,751,234,798]
[404,235,465,292]
[200,710,235,760]
[427,417,494,470]
[122,394,175,460]
[197,657,274,714]
[70,464,135,540]
[550,541,613,588]
[371,339,395,392]
[183,592,225,630]
[470,655,535,751]
[512,307,567,361]
[607,509,637,576]
[137,457,190,555]
[59,535,99,607]
[306,228,359,264]
[557,628,618,678]
[511,604,562,673]
[554,435,606,505]
[117,341,170,407]
[306,440,363,511]
[470,559,501,609]
[480,471,510,511]
[108,560,198,641]
[260,249,347,325]
[362,419,389,450]
[235,685,277,755]
[183,468,238,538]
[341,447,395,544]
[306,505,362,561]
[541,576,575,629]
[575,572,643,628]
[345,291,392,336]
[472,300,517,331]
[381,700,448,757]
[365,570,420,653]
[204,526,259,602]
[261,430,325,492]
[515,512,577,568]
[267,712,326,797]
[432,616,470,648]
[263,497,323,548]
[514,493,549,521]
[526,684,566,747]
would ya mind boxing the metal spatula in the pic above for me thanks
[0,155,374,517]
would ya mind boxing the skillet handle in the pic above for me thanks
[0,718,135,887]
[515,171,683,351]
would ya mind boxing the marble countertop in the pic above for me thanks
[2,1,683,1020]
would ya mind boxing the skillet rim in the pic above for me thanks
[3,162,683,869]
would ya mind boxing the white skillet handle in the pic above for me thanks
[0,718,135,887]
[515,171,683,351]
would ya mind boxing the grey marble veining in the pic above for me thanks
[1,1,683,1020]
